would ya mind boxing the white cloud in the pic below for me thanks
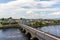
[26,9,34,14]
[49,12,60,15]
[39,1,57,7]
[39,12,60,19]
[0,0,60,19]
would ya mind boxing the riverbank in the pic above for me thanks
[28,21,60,28]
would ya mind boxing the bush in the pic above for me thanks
[1,22,18,25]
[10,22,18,24]
[2,22,9,25]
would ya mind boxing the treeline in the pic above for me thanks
[28,20,60,28]
[54,20,60,24]
[0,22,18,25]
[28,22,50,28]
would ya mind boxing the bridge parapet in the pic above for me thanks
[19,24,60,40]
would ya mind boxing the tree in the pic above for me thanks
[20,18,25,20]
[1,18,5,21]
[8,17,12,19]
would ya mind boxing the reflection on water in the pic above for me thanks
[37,25,60,37]
[0,28,28,40]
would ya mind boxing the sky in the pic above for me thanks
[0,0,60,19]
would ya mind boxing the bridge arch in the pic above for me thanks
[23,29,26,33]
[26,32,31,40]
[32,37,39,40]
[20,27,23,30]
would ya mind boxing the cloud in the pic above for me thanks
[39,1,57,7]
[45,12,60,19]
[0,0,60,19]
[49,12,60,16]
[40,0,51,1]
[34,0,51,2]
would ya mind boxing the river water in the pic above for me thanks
[0,28,28,40]
[37,25,60,37]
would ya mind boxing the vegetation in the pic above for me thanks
[10,22,18,24]
[8,17,12,19]
[20,18,26,20]
[54,20,60,24]
[0,22,18,25]
[1,22,9,25]
[28,22,49,28]
[28,20,60,28]
[0,17,18,25]
[0,23,2,27]
[1,18,5,20]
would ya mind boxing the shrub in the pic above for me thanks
[10,22,18,24]
[2,22,9,25]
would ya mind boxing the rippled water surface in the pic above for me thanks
[37,25,60,37]
[0,28,28,40]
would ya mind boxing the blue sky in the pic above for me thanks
[0,0,15,3]
[0,0,60,19]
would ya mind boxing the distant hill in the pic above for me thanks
[43,18,60,20]
[52,18,60,20]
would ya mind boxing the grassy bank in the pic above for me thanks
[0,23,3,27]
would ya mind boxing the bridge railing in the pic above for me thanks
[19,24,60,40]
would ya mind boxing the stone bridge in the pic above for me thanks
[0,24,60,40]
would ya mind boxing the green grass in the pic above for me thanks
[0,23,3,27]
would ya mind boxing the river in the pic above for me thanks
[37,25,60,37]
[0,28,28,40]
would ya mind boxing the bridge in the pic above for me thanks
[0,24,60,40]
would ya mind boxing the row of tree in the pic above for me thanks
[28,22,49,28]
[28,20,60,28]
[0,22,18,25]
